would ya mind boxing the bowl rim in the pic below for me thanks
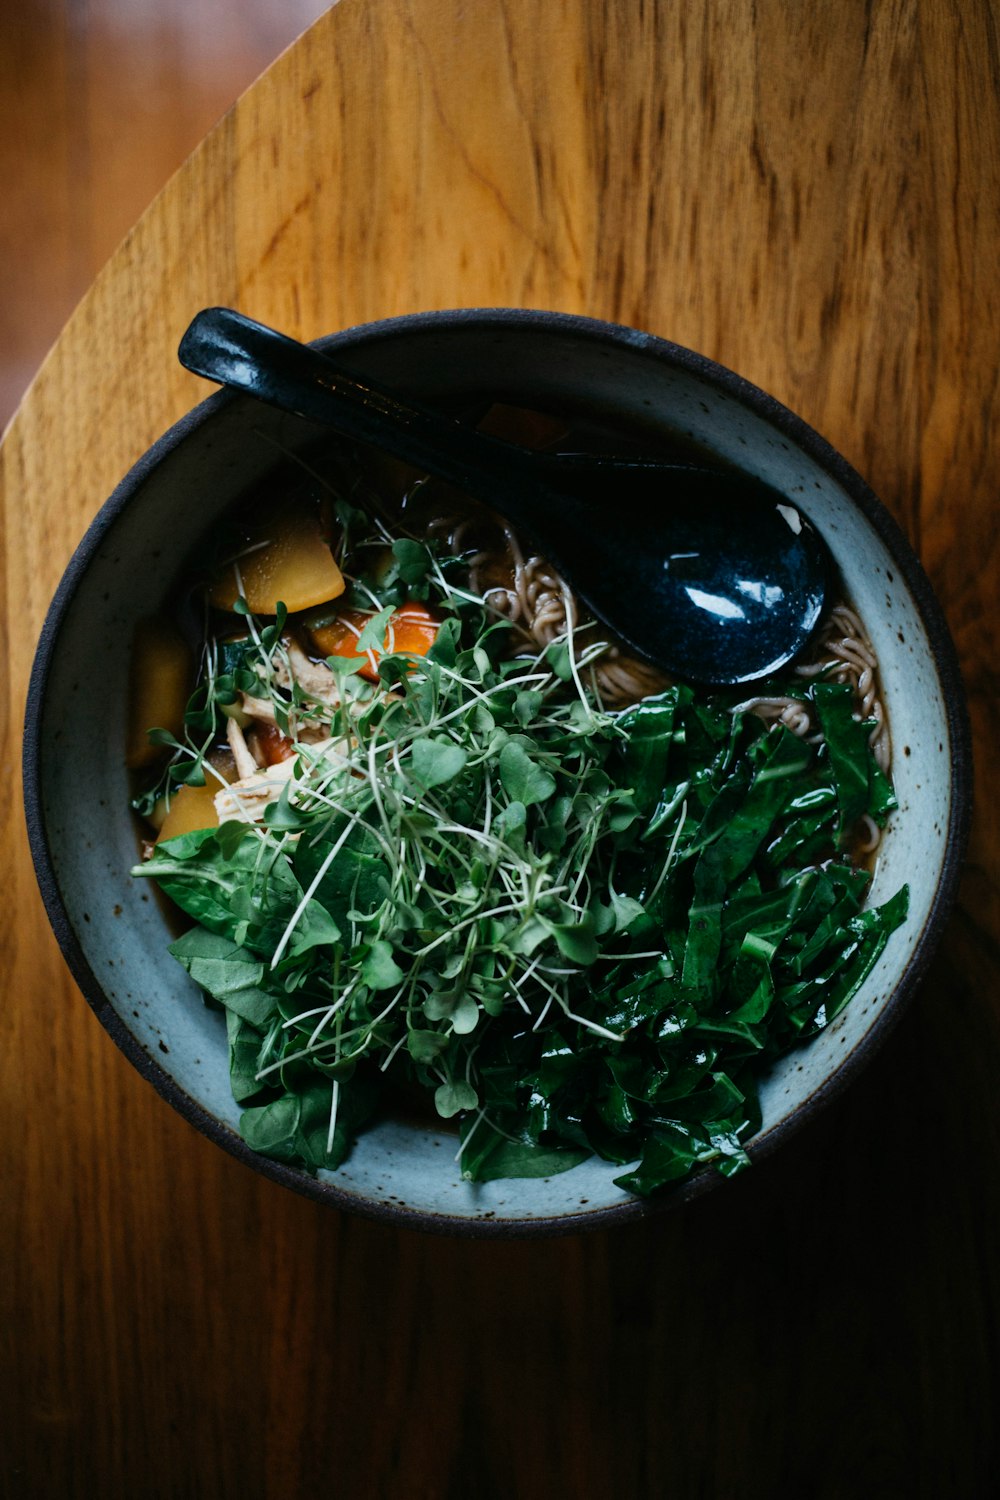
[22,306,973,1236]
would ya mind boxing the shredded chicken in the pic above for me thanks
[214,757,297,824]
[213,735,353,825]
[226,714,260,778]
[239,692,280,727]
[216,633,403,826]
[274,639,342,706]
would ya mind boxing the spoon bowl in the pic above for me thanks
[180,308,830,684]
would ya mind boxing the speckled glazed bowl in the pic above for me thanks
[24,309,971,1235]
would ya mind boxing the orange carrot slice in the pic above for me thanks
[309,602,440,681]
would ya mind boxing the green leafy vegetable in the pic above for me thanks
[132,513,909,1198]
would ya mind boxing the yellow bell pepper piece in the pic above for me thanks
[126,618,192,770]
[207,503,345,615]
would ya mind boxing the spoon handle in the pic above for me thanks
[180,307,542,509]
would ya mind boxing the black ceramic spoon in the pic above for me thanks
[179,308,830,685]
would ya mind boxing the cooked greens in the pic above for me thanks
[132,531,907,1197]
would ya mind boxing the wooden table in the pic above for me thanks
[3,3,998,1495]
[0,0,332,428]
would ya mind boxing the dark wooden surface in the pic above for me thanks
[2,3,999,1496]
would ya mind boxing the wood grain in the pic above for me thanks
[0,0,333,427]
[2,2,999,1496]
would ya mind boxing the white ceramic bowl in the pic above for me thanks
[24,309,971,1234]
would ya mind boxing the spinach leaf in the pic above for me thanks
[169,927,276,1027]
[616,692,677,816]
[813,682,875,833]
[458,1115,591,1182]
[241,1071,379,1172]
[293,816,390,931]
[137,830,303,954]
[226,1010,266,1103]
